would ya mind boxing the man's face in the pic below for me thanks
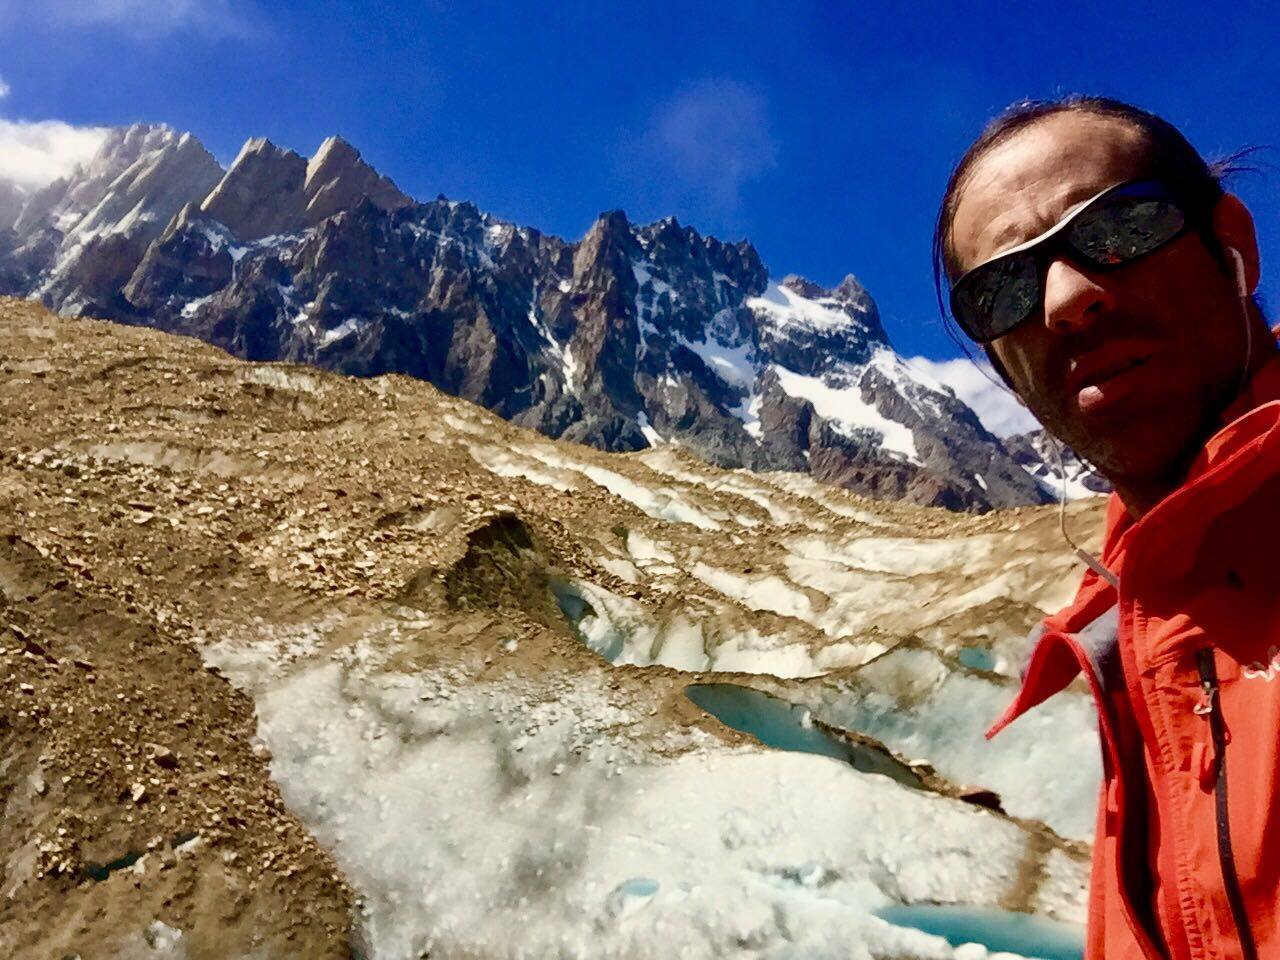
[949,112,1247,494]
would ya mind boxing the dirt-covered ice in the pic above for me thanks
[0,299,1104,957]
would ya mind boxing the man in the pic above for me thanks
[937,96,1280,960]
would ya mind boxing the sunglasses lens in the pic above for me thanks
[953,253,1039,341]
[1069,196,1186,266]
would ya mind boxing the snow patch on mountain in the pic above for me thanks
[635,411,663,445]
[747,280,867,333]
[319,317,364,347]
[679,325,754,388]
[1030,467,1102,502]
[772,363,920,463]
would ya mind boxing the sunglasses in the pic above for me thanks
[949,178,1189,343]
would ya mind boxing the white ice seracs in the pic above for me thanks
[204,612,1085,960]
[816,645,1100,842]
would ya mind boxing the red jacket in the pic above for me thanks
[990,347,1280,960]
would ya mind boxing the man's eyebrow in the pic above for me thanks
[983,186,1109,261]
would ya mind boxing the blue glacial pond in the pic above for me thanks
[957,646,998,671]
[684,683,924,788]
[876,904,1084,960]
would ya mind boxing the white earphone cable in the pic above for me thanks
[1231,248,1254,401]
[1045,433,1119,588]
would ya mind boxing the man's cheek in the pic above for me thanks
[1007,358,1061,424]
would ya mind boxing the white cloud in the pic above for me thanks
[36,0,253,38]
[905,355,1042,438]
[0,119,110,188]
[640,79,778,215]
[0,77,10,100]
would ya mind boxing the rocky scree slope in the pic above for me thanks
[0,124,1078,513]
[0,300,1103,958]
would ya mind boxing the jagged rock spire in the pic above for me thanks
[200,135,412,241]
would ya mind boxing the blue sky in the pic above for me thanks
[1,0,1278,371]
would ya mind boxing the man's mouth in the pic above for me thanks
[1071,353,1154,414]
[1075,355,1149,389]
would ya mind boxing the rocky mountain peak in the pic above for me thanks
[307,135,361,175]
[779,274,828,300]
[641,216,700,262]
[588,208,634,237]
[833,273,886,342]
[199,138,307,240]
[63,128,220,246]
[303,136,410,223]
[728,240,768,292]
[573,209,639,278]
[832,273,869,302]
[199,134,418,242]
[758,273,886,346]
[234,135,290,163]
[83,123,184,176]
[13,122,182,236]
[6,123,222,316]
[632,217,766,306]
[115,121,179,152]
[643,214,687,246]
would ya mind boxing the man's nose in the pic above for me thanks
[1041,257,1116,335]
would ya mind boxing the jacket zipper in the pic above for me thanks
[1196,648,1259,960]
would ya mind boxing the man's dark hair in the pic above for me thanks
[932,94,1253,350]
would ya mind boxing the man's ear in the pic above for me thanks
[1212,193,1260,295]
